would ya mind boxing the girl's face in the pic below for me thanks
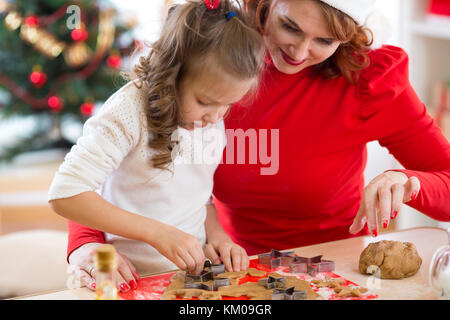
[264,0,342,75]
[178,68,255,130]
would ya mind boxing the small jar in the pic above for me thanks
[94,244,119,300]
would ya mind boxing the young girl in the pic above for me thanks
[48,0,264,287]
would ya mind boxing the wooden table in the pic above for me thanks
[14,227,449,300]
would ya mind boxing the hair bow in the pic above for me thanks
[204,0,220,10]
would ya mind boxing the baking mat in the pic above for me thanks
[119,258,378,300]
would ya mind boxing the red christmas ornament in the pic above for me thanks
[29,70,47,88]
[25,15,40,27]
[48,95,64,112]
[80,102,95,116]
[71,27,89,42]
[106,54,122,69]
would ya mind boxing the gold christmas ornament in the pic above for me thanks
[5,11,22,30]
[64,42,92,68]
[20,24,39,43]
[95,8,116,58]
[20,24,66,58]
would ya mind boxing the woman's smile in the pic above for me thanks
[280,48,306,66]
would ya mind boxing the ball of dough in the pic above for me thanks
[359,240,422,279]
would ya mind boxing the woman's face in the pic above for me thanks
[264,0,343,74]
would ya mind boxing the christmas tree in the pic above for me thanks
[0,0,140,161]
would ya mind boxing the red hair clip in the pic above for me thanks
[204,0,220,10]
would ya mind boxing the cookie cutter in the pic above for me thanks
[258,249,296,269]
[257,275,287,289]
[258,249,335,276]
[185,269,213,283]
[271,286,307,300]
[296,255,335,276]
[184,277,231,291]
[185,260,230,291]
[289,257,308,273]
[203,259,226,275]
[258,275,307,300]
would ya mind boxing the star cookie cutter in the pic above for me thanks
[258,249,335,276]
[257,275,287,289]
[257,249,296,269]
[271,286,307,300]
[294,255,335,276]
[257,275,307,300]
[184,260,230,291]
[203,259,226,275]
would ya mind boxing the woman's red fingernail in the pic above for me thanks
[383,220,389,229]
[120,283,130,292]
[391,211,398,219]
[411,192,417,201]
[129,280,137,290]
[372,229,378,237]
[90,282,96,289]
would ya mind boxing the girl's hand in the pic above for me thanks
[203,233,249,272]
[349,171,420,237]
[151,224,205,275]
[68,242,140,292]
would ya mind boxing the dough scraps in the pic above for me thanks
[312,277,368,298]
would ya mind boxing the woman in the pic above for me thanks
[65,0,450,291]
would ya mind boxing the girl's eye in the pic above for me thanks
[197,100,208,106]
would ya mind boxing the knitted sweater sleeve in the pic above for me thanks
[47,83,145,260]
[358,46,450,221]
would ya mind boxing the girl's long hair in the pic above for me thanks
[243,0,373,84]
[132,0,265,170]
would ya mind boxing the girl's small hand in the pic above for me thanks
[68,242,140,293]
[203,233,249,272]
[152,224,205,275]
[349,171,420,237]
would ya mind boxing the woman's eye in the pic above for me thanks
[318,38,334,46]
[197,100,208,106]
[282,22,298,33]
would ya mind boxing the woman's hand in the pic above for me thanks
[349,171,420,237]
[68,242,140,292]
[151,224,206,275]
[203,232,249,272]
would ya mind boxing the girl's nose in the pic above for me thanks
[205,106,227,124]
[206,112,220,124]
